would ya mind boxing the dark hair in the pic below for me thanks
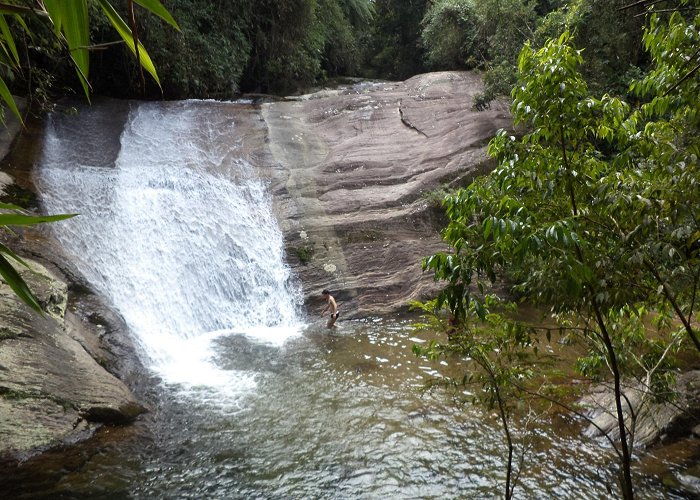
[322,289,330,295]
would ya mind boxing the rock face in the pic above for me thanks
[580,371,700,448]
[0,102,145,461]
[261,72,511,315]
[0,255,145,460]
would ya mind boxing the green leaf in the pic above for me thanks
[133,0,179,30]
[96,0,161,86]
[0,202,24,211]
[0,213,77,226]
[483,217,494,238]
[0,14,19,66]
[44,0,91,98]
[0,241,32,270]
[0,75,22,124]
[0,251,42,314]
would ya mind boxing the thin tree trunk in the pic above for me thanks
[591,304,635,499]
[560,123,635,499]
[495,384,514,500]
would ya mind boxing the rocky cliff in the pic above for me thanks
[261,71,511,315]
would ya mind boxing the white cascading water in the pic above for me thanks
[35,100,304,395]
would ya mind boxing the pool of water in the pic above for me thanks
[12,318,682,499]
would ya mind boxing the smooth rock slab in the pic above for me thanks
[0,257,144,458]
[262,71,512,316]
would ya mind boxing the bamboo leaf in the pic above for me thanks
[0,14,19,66]
[133,0,179,30]
[43,0,91,98]
[0,241,31,270]
[97,0,161,86]
[0,213,77,226]
[0,202,24,211]
[0,5,46,16]
[0,251,42,314]
[0,75,22,124]
[41,0,63,34]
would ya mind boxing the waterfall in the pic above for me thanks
[35,100,304,392]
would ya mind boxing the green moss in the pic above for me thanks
[0,387,77,411]
[421,186,451,210]
[0,328,19,340]
[0,327,32,341]
[340,230,382,244]
[291,245,315,265]
[0,387,34,401]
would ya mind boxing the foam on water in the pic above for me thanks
[35,100,305,398]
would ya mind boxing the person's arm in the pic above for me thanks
[321,303,329,316]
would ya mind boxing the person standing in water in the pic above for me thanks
[321,289,339,328]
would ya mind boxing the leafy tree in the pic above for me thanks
[365,0,429,80]
[240,0,373,94]
[420,0,482,70]
[418,0,543,109]
[466,0,539,108]
[421,19,700,496]
[627,1,700,348]
[412,296,538,500]
[90,0,251,98]
[535,0,646,95]
[317,0,373,78]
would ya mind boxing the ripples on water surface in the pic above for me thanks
[46,319,657,499]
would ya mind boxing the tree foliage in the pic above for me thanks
[535,0,646,95]
[364,0,429,80]
[412,296,538,500]
[0,0,177,119]
[420,0,482,70]
[1,0,376,101]
[418,9,700,494]
[93,0,252,98]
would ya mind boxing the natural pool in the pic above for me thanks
[8,318,688,498]
[11,98,691,499]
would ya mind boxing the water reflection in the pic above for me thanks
[131,318,678,499]
[8,318,685,498]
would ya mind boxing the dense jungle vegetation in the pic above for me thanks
[3,0,648,104]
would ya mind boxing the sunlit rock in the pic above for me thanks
[262,71,511,315]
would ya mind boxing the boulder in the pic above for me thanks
[0,254,145,460]
[579,370,700,448]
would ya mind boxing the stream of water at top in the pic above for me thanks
[28,100,679,498]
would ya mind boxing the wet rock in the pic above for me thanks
[0,256,145,459]
[663,466,700,498]
[579,370,700,448]
[262,71,512,318]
